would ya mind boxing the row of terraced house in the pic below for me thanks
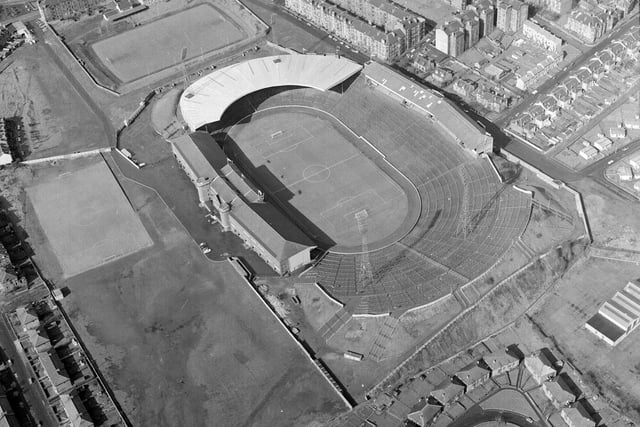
[565,0,636,44]
[284,0,427,61]
[510,30,639,144]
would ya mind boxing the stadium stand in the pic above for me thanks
[363,62,494,156]
[176,56,532,315]
[180,55,363,131]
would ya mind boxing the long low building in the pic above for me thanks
[363,61,493,156]
[179,54,363,131]
[171,132,316,275]
[585,279,640,346]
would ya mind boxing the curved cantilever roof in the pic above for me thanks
[179,54,363,131]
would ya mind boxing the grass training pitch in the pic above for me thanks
[60,174,346,426]
[91,4,246,83]
[27,161,152,277]
[226,108,417,252]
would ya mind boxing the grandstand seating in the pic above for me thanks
[180,54,362,130]
[214,75,532,315]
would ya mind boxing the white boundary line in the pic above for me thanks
[227,105,423,256]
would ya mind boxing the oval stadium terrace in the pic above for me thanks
[172,54,533,316]
[179,54,363,131]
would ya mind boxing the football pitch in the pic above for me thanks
[27,160,153,277]
[91,4,246,83]
[226,108,414,252]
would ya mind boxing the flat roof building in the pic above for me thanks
[523,21,563,52]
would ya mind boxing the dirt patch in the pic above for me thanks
[581,179,640,251]
[295,282,342,331]
[0,45,109,160]
[23,160,346,426]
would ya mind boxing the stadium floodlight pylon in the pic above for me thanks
[457,166,471,239]
[355,209,373,291]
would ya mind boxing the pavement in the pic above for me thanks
[448,386,545,427]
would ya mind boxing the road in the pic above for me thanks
[241,0,371,64]
[0,314,59,426]
[448,407,542,427]
[30,24,116,146]
[494,15,639,127]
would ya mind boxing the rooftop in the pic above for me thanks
[363,61,492,153]
[454,364,490,386]
[482,350,520,371]
[180,54,363,130]
[429,381,465,405]
[561,402,596,427]
[173,132,316,264]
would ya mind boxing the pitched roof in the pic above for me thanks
[172,132,316,265]
[544,377,576,403]
[15,306,39,329]
[455,364,490,386]
[525,352,557,379]
[429,381,464,405]
[27,327,51,350]
[482,350,520,371]
[407,401,442,427]
[561,402,595,427]
[60,393,93,426]
[236,203,316,261]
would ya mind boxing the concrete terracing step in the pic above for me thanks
[515,238,536,258]
[318,307,351,342]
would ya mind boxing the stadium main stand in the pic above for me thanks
[171,132,316,275]
[179,54,363,131]
[363,61,494,156]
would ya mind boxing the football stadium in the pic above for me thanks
[174,54,533,315]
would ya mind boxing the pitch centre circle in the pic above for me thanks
[302,164,331,183]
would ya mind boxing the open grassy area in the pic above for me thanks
[581,179,640,251]
[92,4,246,83]
[294,282,342,331]
[226,107,416,252]
[0,44,109,160]
[321,295,462,399]
[27,160,152,277]
[22,157,347,426]
[374,237,589,394]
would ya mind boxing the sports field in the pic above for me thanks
[27,161,153,277]
[91,4,246,83]
[226,108,415,252]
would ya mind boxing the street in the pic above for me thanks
[494,14,639,127]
